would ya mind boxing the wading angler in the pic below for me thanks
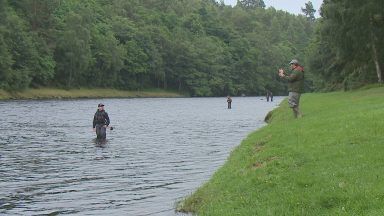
[92,103,111,140]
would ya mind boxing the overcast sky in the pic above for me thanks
[223,0,324,17]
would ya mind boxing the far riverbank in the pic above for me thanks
[0,88,184,100]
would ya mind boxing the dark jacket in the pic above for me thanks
[284,66,304,93]
[93,110,110,128]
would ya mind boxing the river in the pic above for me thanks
[0,96,282,215]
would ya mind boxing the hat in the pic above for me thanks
[98,103,104,107]
[289,59,299,65]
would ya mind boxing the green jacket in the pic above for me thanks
[284,66,304,93]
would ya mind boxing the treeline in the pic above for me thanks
[307,0,383,90]
[0,0,314,96]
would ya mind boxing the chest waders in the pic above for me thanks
[94,111,109,140]
[95,124,107,139]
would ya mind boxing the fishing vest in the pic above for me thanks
[95,111,107,124]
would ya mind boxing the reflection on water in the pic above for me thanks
[0,97,282,215]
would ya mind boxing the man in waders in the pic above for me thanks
[93,103,110,139]
[266,90,273,102]
[227,96,232,109]
[278,59,304,118]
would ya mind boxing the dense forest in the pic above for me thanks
[0,0,382,96]
[307,0,383,90]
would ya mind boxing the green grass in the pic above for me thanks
[0,88,183,100]
[178,86,384,216]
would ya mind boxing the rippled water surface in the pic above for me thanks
[0,97,283,215]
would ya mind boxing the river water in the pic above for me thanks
[0,96,282,215]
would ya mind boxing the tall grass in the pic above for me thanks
[178,86,384,215]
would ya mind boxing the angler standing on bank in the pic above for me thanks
[278,59,304,118]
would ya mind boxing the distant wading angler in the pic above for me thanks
[227,96,232,109]
[278,59,304,118]
[93,103,111,139]
[266,89,273,102]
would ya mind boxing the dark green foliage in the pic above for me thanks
[0,28,13,89]
[0,0,315,95]
[0,1,55,90]
[307,0,383,91]
[237,0,266,9]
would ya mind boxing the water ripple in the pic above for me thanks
[1,97,283,215]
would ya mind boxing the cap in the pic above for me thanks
[289,59,299,65]
[98,103,104,107]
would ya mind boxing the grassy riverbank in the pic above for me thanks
[0,88,184,100]
[178,86,384,215]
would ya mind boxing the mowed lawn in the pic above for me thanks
[179,86,384,216]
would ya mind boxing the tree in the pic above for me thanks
[237,0,265,9]
[308,0,383,89]
[54,11,92,87]
[87,25,125,87]
[0,1,55,89]
[0,0,316,95]
[301,1,316,22]
[0,29,13,89]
